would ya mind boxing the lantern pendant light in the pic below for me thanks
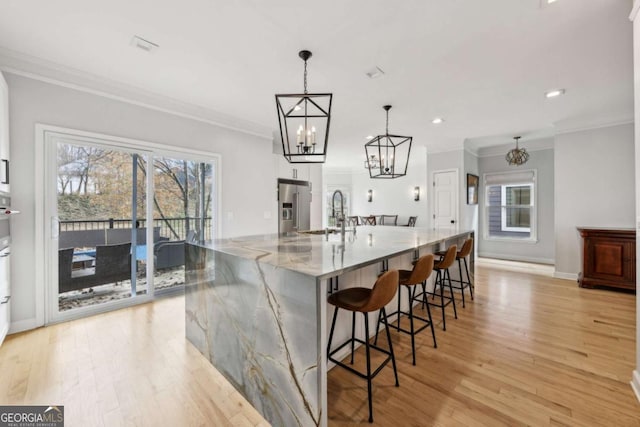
[364,105,412,179]
[275,50,333,164]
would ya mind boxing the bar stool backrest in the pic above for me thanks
[459,238,473,258]
[360,270,399,312]
[403,254,434,285]
[438,245,458,269]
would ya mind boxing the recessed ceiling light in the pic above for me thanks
[130,35,159,53]
[365,66,385,79]
[431,117,444,124]
[366,135,374,139]
[547,0,558,3]
[545,89,565,98]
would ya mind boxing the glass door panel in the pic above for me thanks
[57,143,147,311]
[152,157,214,293]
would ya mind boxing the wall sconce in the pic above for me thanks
[367,189,373,202]
[414,186,420,201]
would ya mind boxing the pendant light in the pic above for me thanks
[364,105,412,179]
[275,50,332,164]
[505,136,529,166]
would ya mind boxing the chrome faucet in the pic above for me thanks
[331,189,346,240]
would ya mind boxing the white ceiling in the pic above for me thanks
[0,0,634,167]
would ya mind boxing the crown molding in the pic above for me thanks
[476,137,554,158]
[0,46,273,140]
[554,115,634,136]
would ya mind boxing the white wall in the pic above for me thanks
[554,123,635,277]
[477,143,555,264]
[461,150,479,235]
[7,73,281,330]
[351,146,428,227]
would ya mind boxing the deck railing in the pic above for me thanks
[59,217,213,240]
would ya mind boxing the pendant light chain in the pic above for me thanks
[385,109,389,135]
[303,59,308,94]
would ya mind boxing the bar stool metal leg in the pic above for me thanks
[458,258,466,308]
[351,311,356,364]
[446,268,458,319]
[417,283,437,348]
[381,307,399,386]
[327,306,339,356]
[364,313,373,423]
[464,257,474,300]
[408,286,416,366]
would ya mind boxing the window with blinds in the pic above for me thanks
[484,170,537,241]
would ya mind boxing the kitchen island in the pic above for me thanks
[185,226,473,427]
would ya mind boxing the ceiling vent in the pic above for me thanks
[130,36,159,53]
[365,66,385,79]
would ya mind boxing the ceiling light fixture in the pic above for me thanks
[365,105,413,179]
[431,117,444,124]
[545,88,565,98]
[130,35,158,52]
[505,136,529,166]
[275,50,333,164]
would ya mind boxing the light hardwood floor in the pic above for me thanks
[328,263,640,426]
[0,263,638,426]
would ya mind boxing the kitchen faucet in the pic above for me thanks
[331,189,346,240]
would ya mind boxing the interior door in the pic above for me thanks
[433,170,458,228]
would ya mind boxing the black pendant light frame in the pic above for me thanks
[365,105,413,179]
[275,50,333,164]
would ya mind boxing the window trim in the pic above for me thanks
[483,169,538,243]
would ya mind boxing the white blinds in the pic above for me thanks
[484,169,536,186]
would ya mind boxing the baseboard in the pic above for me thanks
[631,370,640,403]
[553,271,579,281]
[478,252,554,265]
[9,318,42,335]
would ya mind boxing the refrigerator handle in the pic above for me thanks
[293,192,299,229]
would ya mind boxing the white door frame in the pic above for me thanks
[431,168,459,229]
[34,124,221,325]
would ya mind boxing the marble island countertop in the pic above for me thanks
[191,226,471,280]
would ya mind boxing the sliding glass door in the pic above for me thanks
[55,142,149,313]
[44,129,218,323]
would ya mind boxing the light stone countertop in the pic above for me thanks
[191,226,472,280]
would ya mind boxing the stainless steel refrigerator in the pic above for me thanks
[278,179,311,233]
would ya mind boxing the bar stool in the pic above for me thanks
[425,245,458,331]
[436,238,474,307]
[326,270,400,423]
[375,254,437,365]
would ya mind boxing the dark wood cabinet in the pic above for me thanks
[577,227,636,291]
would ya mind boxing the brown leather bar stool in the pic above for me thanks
[326,270,400,423]
[425,245,458,331]
[375,254,437,365]
[437,238,474,307]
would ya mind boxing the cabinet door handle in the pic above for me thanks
[1,159,8,184]
[0,296,10,304]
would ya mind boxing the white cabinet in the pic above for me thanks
[0,73,9,194]
[277,157,310,181]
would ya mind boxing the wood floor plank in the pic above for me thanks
[0,261,638,426]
